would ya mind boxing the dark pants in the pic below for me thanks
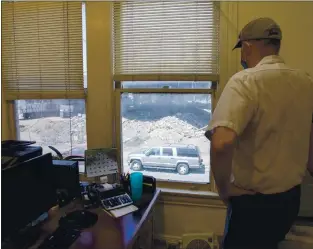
[223,185,301,249]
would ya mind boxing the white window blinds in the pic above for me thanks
[1,2,84,100]
[113,1,220,82]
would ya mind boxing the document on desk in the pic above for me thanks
[107,205,138,218]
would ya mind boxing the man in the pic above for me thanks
[205,17,313,249]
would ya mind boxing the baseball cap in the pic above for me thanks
[233,17,282,50]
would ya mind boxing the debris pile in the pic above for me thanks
[19,116,86,145]
[19,108,209,152]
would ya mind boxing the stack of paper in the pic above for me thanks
[105,205,138,218]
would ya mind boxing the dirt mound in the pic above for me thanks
[19,116,86,145]
[122,114,206,149]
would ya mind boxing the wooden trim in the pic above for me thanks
[113,74,219,82]
[116,88,214,94]
[218,1,239,96]
[2,100,17,140]
[4,91,86,101]
[128,189,161,249]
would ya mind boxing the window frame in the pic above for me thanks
[8,2,88,174]
[114,81,217,191]
[112,0,220,192]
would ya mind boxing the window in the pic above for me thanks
[177,147,199,158]
[148,148,161,156]
[162,148,173,157]
[2,2,87,173]
[114,1,219,184]
[16,99,86,173]
[120,82,212,183]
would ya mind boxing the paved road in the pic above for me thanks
[123,162,210,183]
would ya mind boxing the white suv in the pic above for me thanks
[127,144,204,175]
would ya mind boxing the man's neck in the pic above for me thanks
[250,53,279,68]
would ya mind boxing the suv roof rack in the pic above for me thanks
[165,144,196,148]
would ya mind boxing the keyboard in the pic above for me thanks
[100,193,133,211]
[38,227,80,249]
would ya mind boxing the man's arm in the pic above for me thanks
[206,76,257,202]
[308,122,313,177]
[210,127,236,200]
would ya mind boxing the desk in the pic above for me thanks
[31,189,161,249]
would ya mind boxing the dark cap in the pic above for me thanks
[233,17,282,50]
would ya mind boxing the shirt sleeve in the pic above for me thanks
[206,76,257,139]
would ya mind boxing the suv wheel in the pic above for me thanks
[177,163,189,175]
[131,160,143,171]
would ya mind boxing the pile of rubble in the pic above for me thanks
[122,113,207,148]
[19,116,87,145]
[19,109,208,150]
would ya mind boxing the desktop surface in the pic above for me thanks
[29,189,160,249]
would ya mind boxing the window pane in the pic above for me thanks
[121,93,211,183]
[122,81,212,89]
[162,148,173,156]
[149,148,160,156]
[15,99,86,173]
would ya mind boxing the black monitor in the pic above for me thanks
[52,160,81,207]
[1,153,57,239]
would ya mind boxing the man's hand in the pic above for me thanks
[219,183,256,205]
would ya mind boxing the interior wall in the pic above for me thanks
[237,1,313,76]
[85,1,113,149]
[154,196,227,241]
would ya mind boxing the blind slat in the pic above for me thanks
[113,1,220,78]
[1,1,84,100]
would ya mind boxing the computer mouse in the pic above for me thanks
[59,210,98,230]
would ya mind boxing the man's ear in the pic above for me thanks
[243,41,253,56]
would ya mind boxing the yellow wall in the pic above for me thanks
[237,1,313,77]
[1,0,313,240]
[85,2,113,149]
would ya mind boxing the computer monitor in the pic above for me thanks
[52,160,81,206]
[1,153,57,239]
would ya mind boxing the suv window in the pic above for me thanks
[148,148,160,156]
[162,148,173,156]
[177,147,198,157]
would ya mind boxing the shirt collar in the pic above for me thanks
[256,55,285,67]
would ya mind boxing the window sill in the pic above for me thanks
[160,187,218,198]
[158,187,226,209]
[156,179,212,192]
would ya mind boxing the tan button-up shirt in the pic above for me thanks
[208,55,313,194]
